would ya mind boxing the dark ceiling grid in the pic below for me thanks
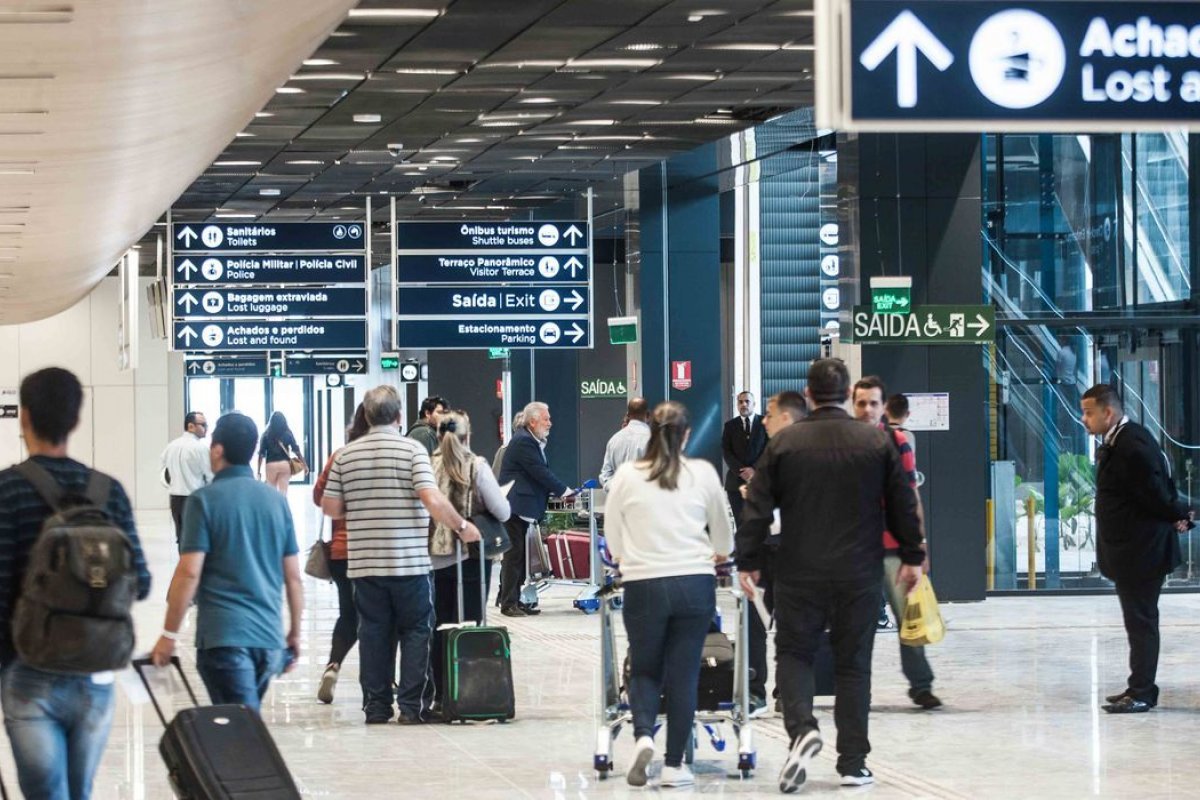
[164,0,815,241]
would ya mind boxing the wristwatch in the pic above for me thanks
[456,519,468,534]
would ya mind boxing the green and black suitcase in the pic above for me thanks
[442,542,516,722]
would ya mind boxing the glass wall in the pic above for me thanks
[984,132,1199,591]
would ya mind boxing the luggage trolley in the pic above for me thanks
[592,568,757,781]
[520,481,607,613]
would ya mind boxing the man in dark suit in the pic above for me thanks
[722,391,767,523]
[497,401,574,617]
[1081,384,1194,714]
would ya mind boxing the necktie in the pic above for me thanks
[744,417,750,435]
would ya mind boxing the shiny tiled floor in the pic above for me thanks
[4,499,1200,798]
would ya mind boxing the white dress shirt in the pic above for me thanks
[160,433,213,495]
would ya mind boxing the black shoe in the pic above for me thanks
[500,605,527,617]
[397,712,427,725]
[911,690,943,710]
[1103,696,1152,714]
[778,730,822,794]
[839,767,875,787]
[1105,689,1131,704]
[365,714,392,725]
[518,603,541,616]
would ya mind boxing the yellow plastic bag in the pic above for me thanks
[900,575,945,646]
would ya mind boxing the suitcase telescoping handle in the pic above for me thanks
[453,539,489,627]
[131,656,202,728]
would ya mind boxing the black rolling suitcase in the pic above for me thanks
[133,657,301,799]
[441,542,516,722]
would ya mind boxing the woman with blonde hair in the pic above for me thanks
[429,410,511,702]
[604,401,733,789]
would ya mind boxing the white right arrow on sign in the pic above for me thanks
[967,313,990,336]
[859,10,953,108]
[567,323,585,343]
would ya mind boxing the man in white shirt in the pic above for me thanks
[599,398,651,489]
[160,411,213,545]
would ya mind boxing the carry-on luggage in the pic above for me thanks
[132,657,301,800]
[546,530,591,580]
[441,541,516,722]
[622,630,736,712]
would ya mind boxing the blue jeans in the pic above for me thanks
[195,647,285,713]
[1,662,115,800]
[354,574,434,720]
[622,574,716,768]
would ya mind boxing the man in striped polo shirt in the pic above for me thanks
[321,385,481,724]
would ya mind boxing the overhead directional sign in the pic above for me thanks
[845,305,995,344]
[184,355,268,378]
[283,353,368,376]
[174,320,367,352]
[175,286,365,319]
[819,0,1200,131]
[173,255,366,286]
[174,222,365,252]
[397,286,588,317]
[397,319,589,350]
[394,219,592,350]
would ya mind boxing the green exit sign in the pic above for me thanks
[488,348,510,360]
[580,378,628,399]
[870,276,912,314]
[380,355,400,370]
[608,315,637,345]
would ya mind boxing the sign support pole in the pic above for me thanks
[502,356,513,445]
[390,196,398,352]
[587,187,595,346]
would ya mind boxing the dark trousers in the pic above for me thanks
[1114,575,1165,704]
[327,559,358,667]
[623,575,716,768]
[748,558,775,699]
[774,578,880,775]
[353,575,434,720]
[498,517,532,609]
[169,494,188,546]
[431,556,492,699]
[726,487,745,526]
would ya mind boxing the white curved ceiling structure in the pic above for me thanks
[0,0,358,324]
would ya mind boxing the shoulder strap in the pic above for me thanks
[85,471,112,508]
[14,460,66,511]
[466,458,477,518]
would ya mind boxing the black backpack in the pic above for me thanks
[11,461,138,673]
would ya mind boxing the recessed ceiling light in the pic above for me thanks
[394,67,462,75]
[620,43,668,51]
[347,8,441,19]
[609,99,663,106]
[289,72,365,81]
[286,159,323,165]
[430,156,459,162]
[687,10,728,22]
[565,119,618,126]
[662,73,722,81]
[455,137,485,143]
[259,188,281,196]
[275,87,305,94]
[694,116,741,124]
[353,113,382,124]
[779,10,816,16]
[565,58,661,69]
[518,97,559,105]
[215,213,257,219]
[479,60,564,70]
[212,160,261,167]
[783,43,816,51]
[303,58,340,67]
[703,43,784,51]
[235,132,255,138]
[254,111,274,118]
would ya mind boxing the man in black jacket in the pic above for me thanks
[1081,384,1193,714]
[722,391,767,523]
[737,359,922,791]
[497,401,574,617]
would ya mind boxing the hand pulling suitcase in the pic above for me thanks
[442,541,516,722]
[546,530,591,580]
[133,657,301,800]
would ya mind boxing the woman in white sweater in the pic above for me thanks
[605,401,734,789]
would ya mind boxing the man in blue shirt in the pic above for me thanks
[0,367,153,800]
[151,412,303,712]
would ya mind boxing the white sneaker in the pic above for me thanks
[778,729,822,794]
[317,664,339,704]
[659,764,695,788]
[627,736,655,787]
[839,767,874,786]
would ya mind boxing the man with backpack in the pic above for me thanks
[0,367,153,800]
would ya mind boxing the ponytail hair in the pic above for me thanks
[436,410,474,488]
[640,401,690,490]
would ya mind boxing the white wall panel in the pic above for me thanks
[89,278,133,388]
[135,385,170,511]
[90,386,136,499]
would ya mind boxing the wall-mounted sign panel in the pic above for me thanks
[174,222,365,252]
[845,305,995,344]
[283,353,368,376]
[580,378,629,399]
[397,286,589,317]
[397,221,588,251]
[184,355,268,378]
[397,319,590,350]
[820,0,1200,131]
[174,286,365,319]
[173,255,366,286]
[395,253,589,285]
[905,392,951,431]
[174,319,367,352]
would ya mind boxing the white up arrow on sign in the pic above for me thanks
[177,326,198,346]
[176,259,198,280]
[859,10,953,109]
[565,257,584,278]
[563,224,584,245]
[967,313,990,336]
[176,226,198,247]
[567,323,585,343]
[177,292,199,313]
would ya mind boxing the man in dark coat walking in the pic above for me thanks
[1081,384,1194,714]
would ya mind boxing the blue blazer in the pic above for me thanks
[498,428,568,520]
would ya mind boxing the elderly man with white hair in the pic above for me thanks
[496,401,574,617]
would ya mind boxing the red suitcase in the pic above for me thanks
[546,531,591,580]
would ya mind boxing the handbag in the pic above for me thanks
[276,436,305,476]
[899,574,945,647]
[304,515,332,581]
[467,461,511,559]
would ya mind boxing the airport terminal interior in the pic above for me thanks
[1,0,1199,797]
